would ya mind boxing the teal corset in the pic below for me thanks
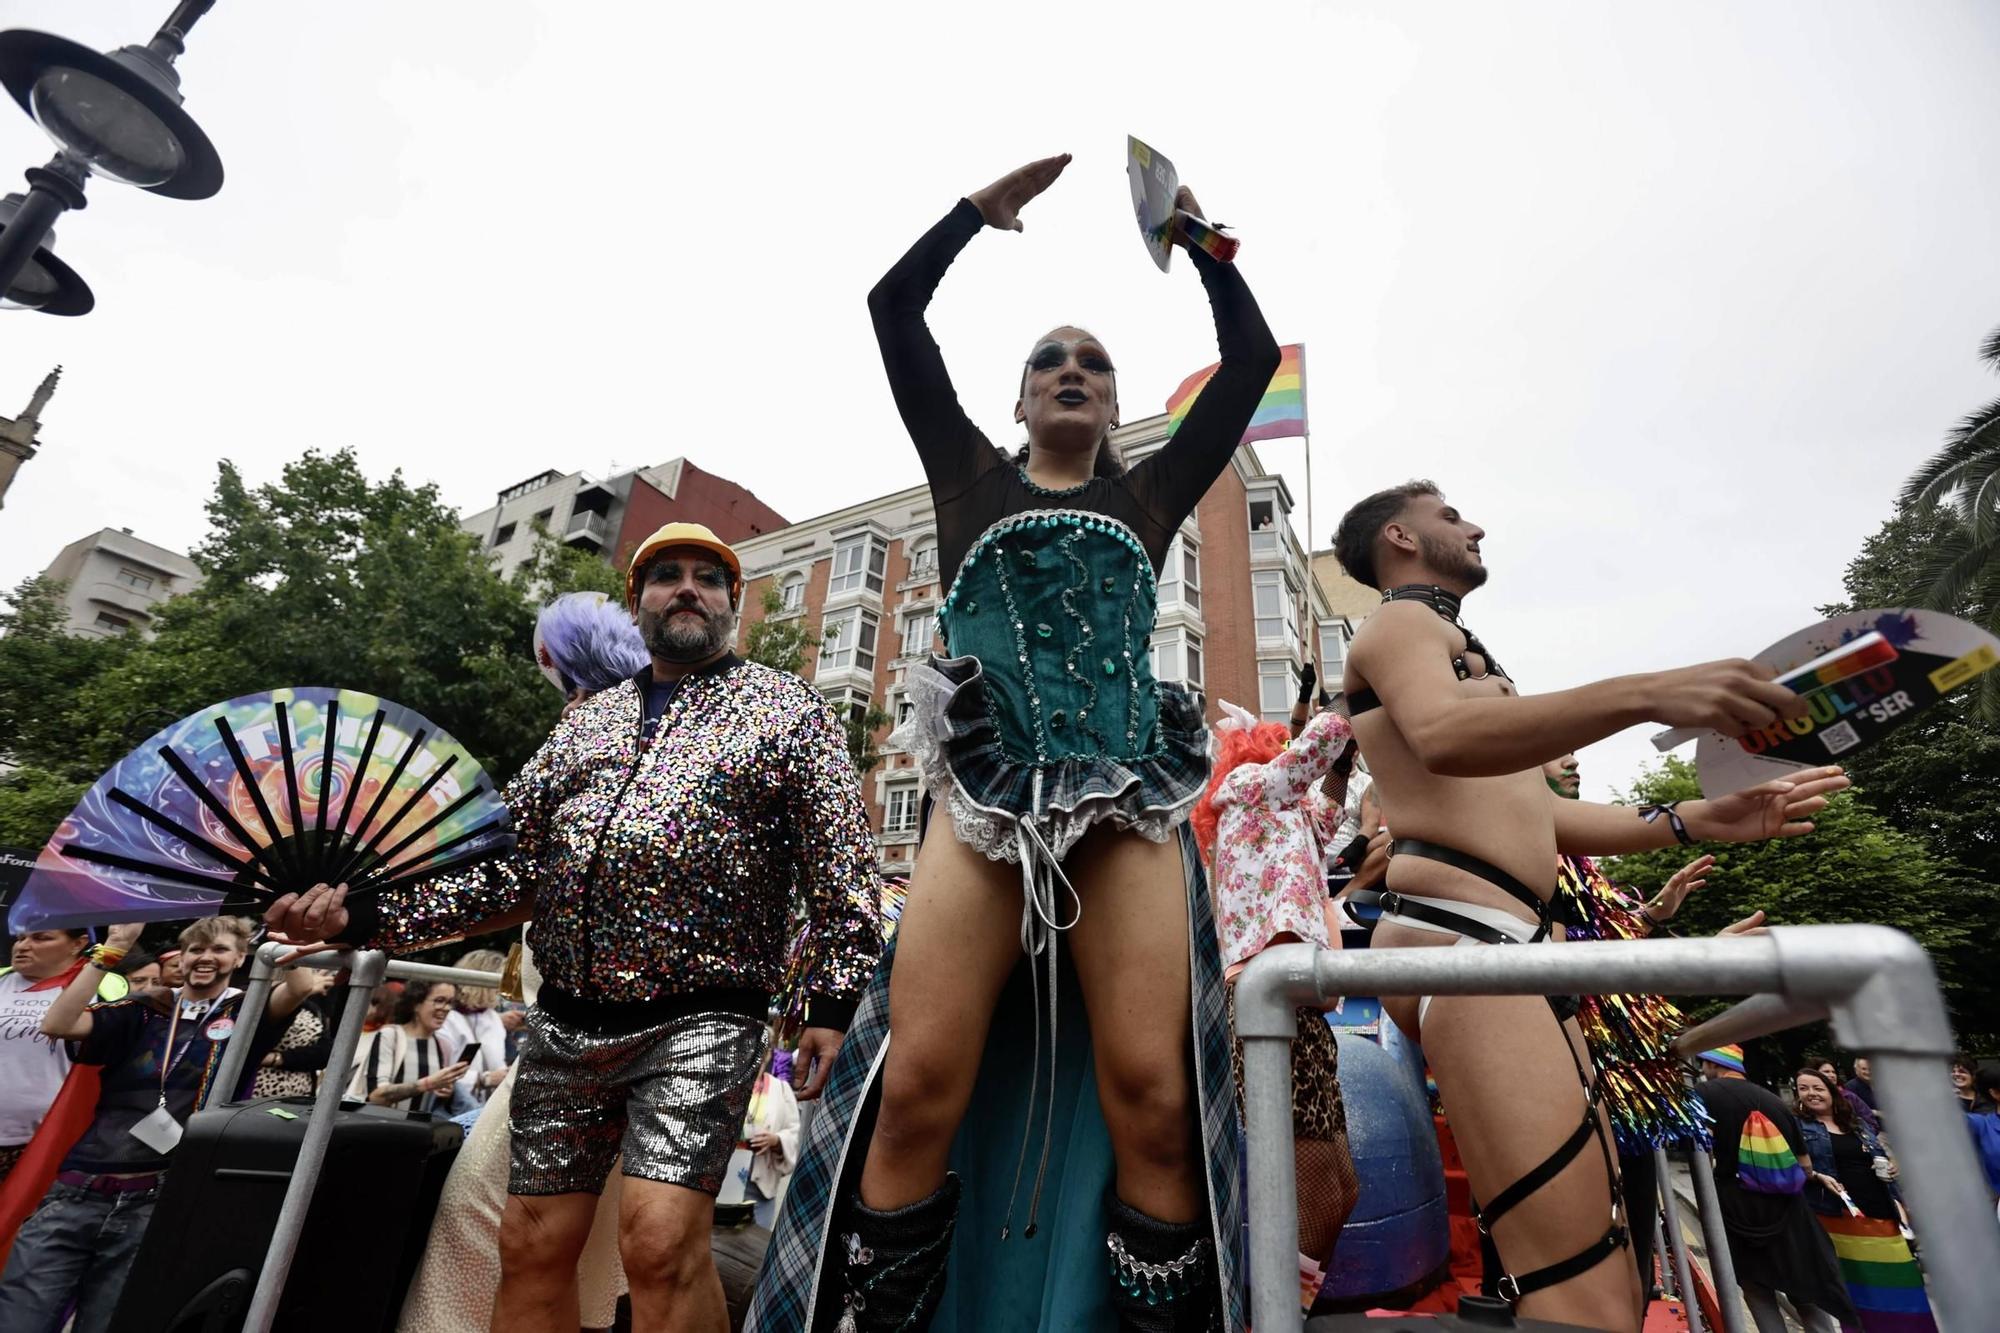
[937,509,1162,766]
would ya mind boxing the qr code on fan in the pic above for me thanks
[1819,721,1862,755]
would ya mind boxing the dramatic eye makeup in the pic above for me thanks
[1025,342,1116,375]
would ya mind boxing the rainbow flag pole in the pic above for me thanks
[1164,343,1317,673]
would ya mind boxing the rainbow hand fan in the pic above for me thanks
[1126,136,1239,273]
[7,687,515,933]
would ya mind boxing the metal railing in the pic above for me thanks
[1234,925,2000,1332]
[205,942,503,1333]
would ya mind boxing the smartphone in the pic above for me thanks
[457,1042,481,1066]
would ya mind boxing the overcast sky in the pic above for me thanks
[3,0,1996,800]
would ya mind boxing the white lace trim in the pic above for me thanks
[896,658,1199,864]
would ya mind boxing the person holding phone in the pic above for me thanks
[440,948,512,1111]
[348,981,470,1115]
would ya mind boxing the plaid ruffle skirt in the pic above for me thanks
[893,653,1211,864]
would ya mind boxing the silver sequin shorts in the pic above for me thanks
[508,1005,764,1196]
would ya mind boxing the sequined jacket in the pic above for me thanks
[340,657,881,1029]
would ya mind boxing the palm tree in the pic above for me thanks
[1900,326,2000,718]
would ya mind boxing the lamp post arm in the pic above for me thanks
[0,156,87,307]
[152,0,218,61]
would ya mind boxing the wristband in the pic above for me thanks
[88,944,128,970]
[1639,802,1694,846]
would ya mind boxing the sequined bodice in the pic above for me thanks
[937,510,1162,765]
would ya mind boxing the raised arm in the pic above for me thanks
[1129,186,1283,526]
[1238,707,1354,810]
[40,921,142,1041]
[1348,601,1812,778]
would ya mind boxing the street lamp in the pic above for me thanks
[0,1,224,315]
[0,191,90,314]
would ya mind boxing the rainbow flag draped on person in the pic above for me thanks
[1165,343,1305,444]
[1818,1214,1938,1331]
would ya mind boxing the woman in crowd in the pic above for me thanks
[1193,701,1359,1313]
[0,930,101,1187]
[1948,1053,1979,1114]
[348,981,469,1114]
[758,151,1280,1333]
[1793,1068,1936,1332]
[1968,1066,2000,1220]
[119,954,161,988]
[439,948,511,1113]
[251,965,338,1099]
[729,1043,802,1232]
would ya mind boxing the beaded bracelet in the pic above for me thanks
[88,944,128,970]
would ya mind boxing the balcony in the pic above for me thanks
[564,510,608,550]
[84,579,163,618]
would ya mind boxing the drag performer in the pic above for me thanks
[267,524,881,1333]
[1192,701,1360,1312]
[1332,479,1847,1329]
[752,153,1280,1333]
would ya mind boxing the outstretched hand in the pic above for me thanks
[1686,766,1848,843]
[1642,854,1716,925]
[969,154,1070,232]
[264,882,351,946]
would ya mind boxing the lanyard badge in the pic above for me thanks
[128,992,224,1153]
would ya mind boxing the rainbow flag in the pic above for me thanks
[1735,1110,1806,1194]
[1164,343,1305,445]
[1818,1213,1937,1331]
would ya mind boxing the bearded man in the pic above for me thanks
[265,523,882,1333]
[1332,481,1846,1331]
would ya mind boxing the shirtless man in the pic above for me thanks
[1333,480,1847,1330]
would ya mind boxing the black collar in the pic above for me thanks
[1380,584,1464,622]
[1380,585,1508,684]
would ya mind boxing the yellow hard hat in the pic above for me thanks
[626,522,742,608]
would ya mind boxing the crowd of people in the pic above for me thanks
[0,152,1992,1333]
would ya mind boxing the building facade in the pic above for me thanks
[0,367,59,512]
[730,413,1336,873]
[40,527,204,639]
[462,456,788,580]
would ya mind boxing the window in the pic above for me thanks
[1248,497,1283,557]
[492,522,516,547]
[884,785,920,836]
[818,608,879,673]
[819,684,873,723]
[1156,537,1200,610]
[894,693,916,728]
[1259,660,1294,723]
[907,536,938,580]
[114,568,154,592]
[532,508,554,530]
[830,534,888,596]
[1253,571,1296,645]
[1150,628,1205,686]
[94,611,132,632]
[1319,622,1351,684]
[779,574,806,612]
[901,608,936,659]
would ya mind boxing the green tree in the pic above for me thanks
[1820,503,2000,881]
[1609,755,1993,1050]
[843,703,896,777]
[510,525,627,602]
[1899,326,2000,718]
[742,586,817,676]
[0,451,566,852]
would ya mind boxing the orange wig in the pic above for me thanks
[1191,720,1295,861]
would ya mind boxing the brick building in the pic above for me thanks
[463,457,788,579]
[731,412,1338,872]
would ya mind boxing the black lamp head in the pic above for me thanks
[0,30,223,201]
